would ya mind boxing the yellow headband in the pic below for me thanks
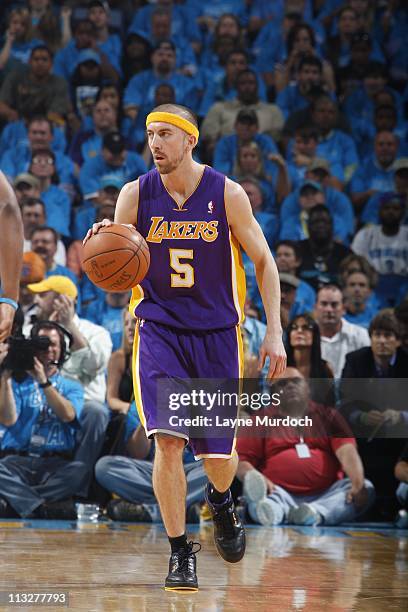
[146,111,199,142]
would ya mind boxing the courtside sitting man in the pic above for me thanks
[85,104,286,591]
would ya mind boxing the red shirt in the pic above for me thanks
[237,402,355,495]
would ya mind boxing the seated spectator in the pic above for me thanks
[238,177,278,248]
[311,94,359,182]
[281,165,355,239]
[26,275,112,500]
[314,284,370,378]
[69,50,105,128]
[144,6,197,75]
[79,131,147,200]
[286,126,344,189]
[296,205,352,291]
[362,161,408,225]
[338,253,379,292]
[340,310,408,517]
[123,40,199,147]
[21,196,66,266]
[325,7,379,71]
[339,33,378,86]
[19,251,46,318]
[106,308,136,414]
[129,0,200,50]
[96,405,207,523]
[213,108,277,176]
[199,49,267,118]
[351,194,408,305]
[1,116,75,199]
[0,115,66,161]
[201,69,284,157]
[87,0,122,75]
[0,321,86,519]
[285,314,335,405]
[234,141,278,213]
[72,174,120,242]
[30,226,78,291]
[275,240,316,315]
[349,131,401,214]
[276,55,325,120]
[342,271,381,329]
[0,45,71,125]
[282,84,351,147]
[86,291,130,352]
[13,172,40,204]
[279,272,300,331]
[279,180,350,244]
[237,368,375,526]
[121,32,152,87]
[395,298,408,354]
[53,19,119,84]
[0,8,42,69]
[343,62,403,134]
[275,22,335,94]
[28,149,71,238]
[69,98,119,167]
[353,102,405,163]
[395,443,408,526]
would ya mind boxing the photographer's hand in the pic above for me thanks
[28,356,47,385]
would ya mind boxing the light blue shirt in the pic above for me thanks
[2,374,83,453]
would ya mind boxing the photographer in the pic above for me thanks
[0,321,86,519]
[26,275,111,498]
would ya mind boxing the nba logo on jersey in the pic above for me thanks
[207,201,214,214]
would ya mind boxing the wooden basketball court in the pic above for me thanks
[0,519,407,611]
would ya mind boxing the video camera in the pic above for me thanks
[1,334,51,382]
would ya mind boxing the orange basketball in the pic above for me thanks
[82,224,150,292]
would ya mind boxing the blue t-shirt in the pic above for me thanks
[86,302,125,351]
[2,374,83,453]
[129,4,201,43]
[349,157,396,195]
[316,130,359,179]
[0,120,66,159]
[41,185,72,238]
[280,186,355,238]
[0,145,74,187]
[276,84,310,120]
[213,133,277,175]
[79,151,147,197]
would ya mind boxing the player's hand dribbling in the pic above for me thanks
[83,218,113,244]
[258,333,287,380]
[83,219,136,245]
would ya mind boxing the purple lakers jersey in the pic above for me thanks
[129,166,246,330]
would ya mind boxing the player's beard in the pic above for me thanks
[154,141,189,175]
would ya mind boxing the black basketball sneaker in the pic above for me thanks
[165,541,201,592]
[205,484,246,563]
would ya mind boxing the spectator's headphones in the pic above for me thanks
[30,320,74,368]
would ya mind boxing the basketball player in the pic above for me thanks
[84,104,286,591]
[0,171,24,341]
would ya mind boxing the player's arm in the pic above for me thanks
[225,178,286,379]
[83,179,140,243]
[0,172,24,342]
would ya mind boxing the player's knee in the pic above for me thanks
[154,433,185,456]
[203,456,233,473]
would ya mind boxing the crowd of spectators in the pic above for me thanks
[0,0,407,527]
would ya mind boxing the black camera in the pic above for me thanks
[2,335,51,382]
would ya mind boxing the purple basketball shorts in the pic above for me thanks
[132,319,243,459]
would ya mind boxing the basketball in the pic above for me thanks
[82,223,150,292]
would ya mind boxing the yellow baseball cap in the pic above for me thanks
[27,275,78,299]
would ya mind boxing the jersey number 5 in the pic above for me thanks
[169,249,195,288]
